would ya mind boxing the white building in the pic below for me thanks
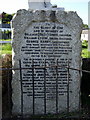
[81,29,90,51]
[81,30,88,41]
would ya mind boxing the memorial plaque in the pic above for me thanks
[12,9,83,115]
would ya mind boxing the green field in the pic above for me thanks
[0,39,11,41]
[0,43,12,55]
[81,40,90,58]
[82,48,90,58]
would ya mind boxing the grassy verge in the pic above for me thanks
[81,40,90,58]
[0,39,12,41]
[0,50,12,54]
[0,43,12,55]
[82,48,90,58]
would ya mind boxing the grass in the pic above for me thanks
[0,39,12,41]
[82,40,88,48]
[81,40,90,58]
[0,50,12,54]
[0,43,12,55]
[82,48,90,58]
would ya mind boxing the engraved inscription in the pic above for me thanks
[21,22,72,99]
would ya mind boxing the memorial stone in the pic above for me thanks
[11,1,83,115]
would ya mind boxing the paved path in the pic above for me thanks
[0,41,11,44]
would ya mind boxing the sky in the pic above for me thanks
[0,0,89,24]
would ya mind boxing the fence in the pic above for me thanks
[1,30,11,40]
[1,59,90,119]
